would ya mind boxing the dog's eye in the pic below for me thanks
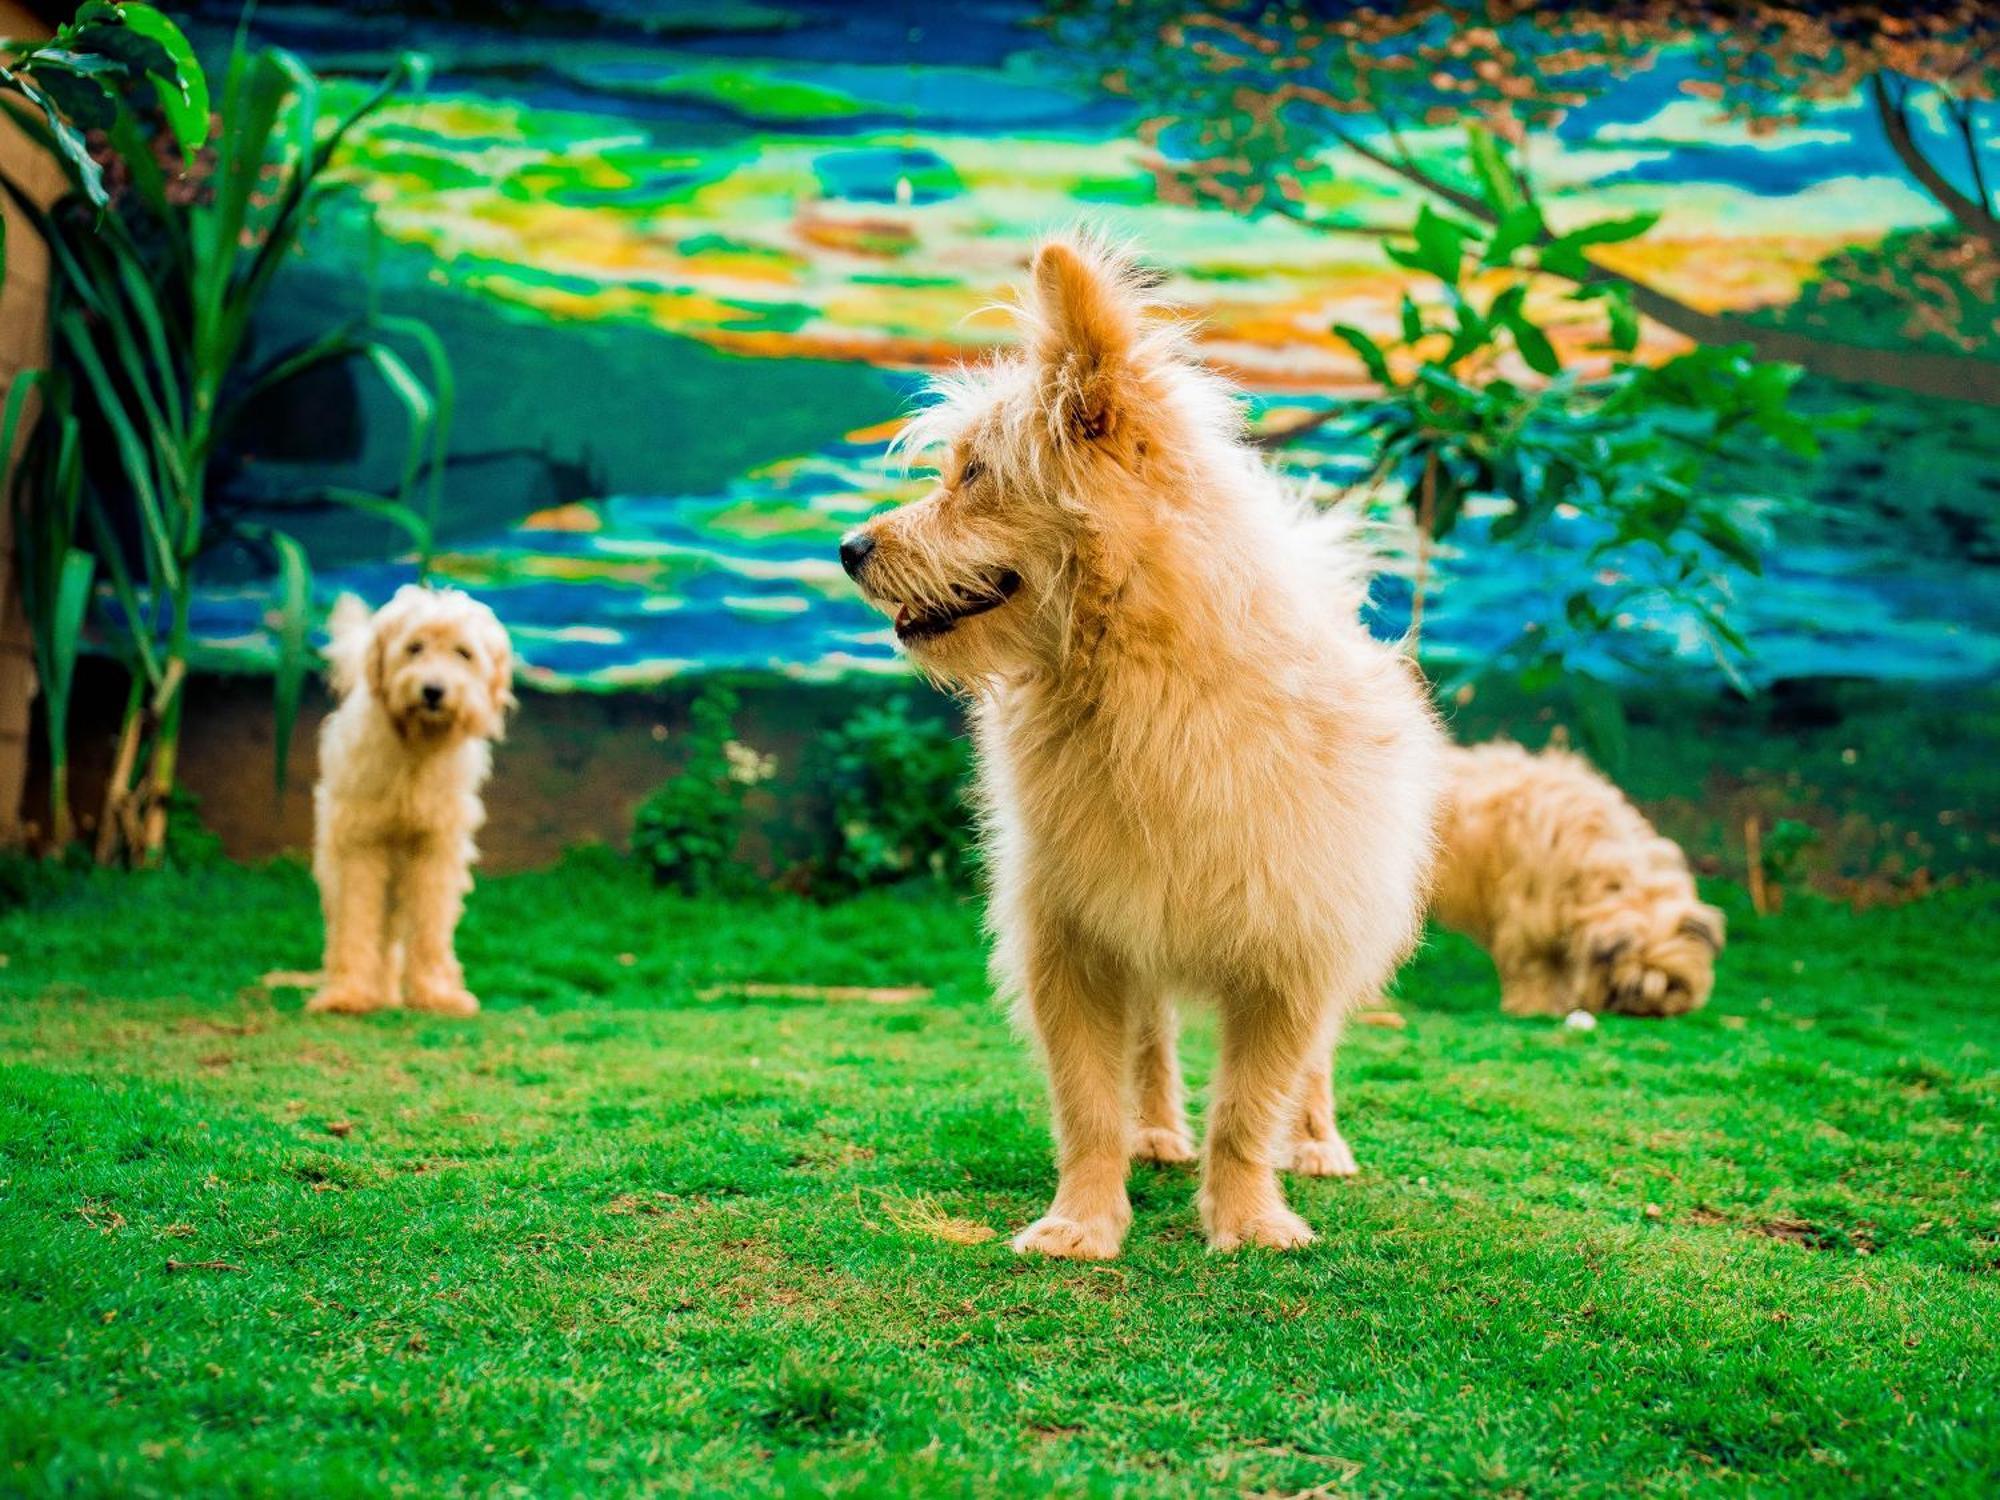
[406,641,423,657]
[958,459,985,488]
[455,645,473,661]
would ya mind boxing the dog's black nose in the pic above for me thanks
[839,531,875,579]
[422,683,445,708]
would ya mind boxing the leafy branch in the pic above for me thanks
[1327,131,1836,764]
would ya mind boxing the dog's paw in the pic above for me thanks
[306,983,391,1015]
[1207,1206,1316,1253]
[1288,1133,1359,1178]
[1010,1214,1125,1261]
[405,984,480,1017]
[1132,1125,1196,1165]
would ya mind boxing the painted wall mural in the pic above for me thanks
[178,1,2000,692]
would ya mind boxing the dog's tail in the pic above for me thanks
[324,593,374,697]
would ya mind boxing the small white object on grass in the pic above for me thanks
[1564,1009,1598,1032]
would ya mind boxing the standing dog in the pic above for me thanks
[1432,741,1725,1018]
[309,586,514,1017]
[841,235,1443,1257]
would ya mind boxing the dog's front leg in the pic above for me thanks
[1131,992,1195,1164]
[1201,991,1321,1251]
[401,841,479,1016]
[309,847,394,1014]
[1012,923,1134,1261]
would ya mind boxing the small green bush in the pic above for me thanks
[813,698,975,893]
[631,687,775,895]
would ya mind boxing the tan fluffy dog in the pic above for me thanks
[308,586,514,1017]
[1432,741,1725,1018]
[840,235,1443,1257]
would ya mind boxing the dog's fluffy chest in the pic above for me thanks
[318,702,490,846]
[977,677,1335,964]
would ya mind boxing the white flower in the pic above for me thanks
[723,739,777,786]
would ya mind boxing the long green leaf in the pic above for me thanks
[375,313,455,554]
[0,368,44,473]
[56,308,181,589]
[1466,124,1524,217]
[362,341,438,509]
[82,491,161,684]
[1332,324,1393,387]
[242,525,311,793]
[40,549,96,737]
[191,49,290,378]
[301,488,434,555]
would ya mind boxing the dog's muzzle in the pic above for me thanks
[893,569,1023,642]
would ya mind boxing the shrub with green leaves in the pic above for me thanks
[812,698,975,894]
[630,687,774,896]
[1328,127,1836,766]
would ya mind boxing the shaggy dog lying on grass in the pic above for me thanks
[309,586,514,1018]
[840,233,1443,1257]
[1432,740,1725,1018]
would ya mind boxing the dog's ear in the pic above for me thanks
[484,615,517,731]
[1029,237,1139,444]
[1678,905,1725,953]
[364,608,394,704]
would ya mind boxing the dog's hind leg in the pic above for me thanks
[1011,922,1135,1261]
[1131,993,1195,1164]
[1201,990,1321,1251]
[1287,1049,1359,1178]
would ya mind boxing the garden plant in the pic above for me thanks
[2,11,446,862]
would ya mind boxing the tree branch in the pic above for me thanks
[1250,403,1348,449]
[1272,111,2000,411]
[1871,73,2000,251]
[1950,96,1992,214]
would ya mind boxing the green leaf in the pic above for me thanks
[1604,289,1639,353]
[1466,124,1524,217]
[122,5,211,160]
[1482,204,1545,268]
[375,313,456,563]
[1332,324,1393,387]
[9,77,108,206]
[42,549,97,737]
[303,488,434,555]
[1399,294,1425,345]
[1498,303,1562,377]
[1555,212,1661,249]
[362,342,439,510]
[255,527,312,794]
[1411,203,1476,286]
[0,367,44,472]
[1694,510,1765,574]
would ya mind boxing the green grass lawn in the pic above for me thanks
[2,855,1996,1496]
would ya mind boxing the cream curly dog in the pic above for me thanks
[308,586,514,1017]
[1433,741,1725,1018]
[840,234,1443,1258]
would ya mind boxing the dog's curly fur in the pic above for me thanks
[308,586,514,1018]
[842,233,1444,1257]
[1432,741,1725,1018]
